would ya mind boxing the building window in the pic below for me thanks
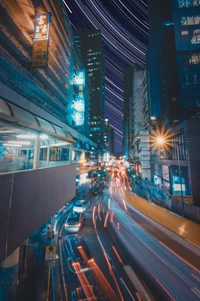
[191,29,200,44]
[178,0,200,8]
[189,53,200,64]
[188,16,194,25]
[189,54,198,63]
[194,16,200,24]
[181,30,189,40]
[181,16,200,26]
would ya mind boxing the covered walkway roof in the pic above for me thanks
[0,98,75,144]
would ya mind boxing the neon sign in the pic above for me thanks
[72,70,85,126]
[32,13,51,68]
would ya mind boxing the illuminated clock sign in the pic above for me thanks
[32,13,51,68]
[72,70,85,126]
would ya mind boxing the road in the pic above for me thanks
[57,174,200,301]
[18,172,200,301]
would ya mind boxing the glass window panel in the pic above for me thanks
[181,17,187,26]
[194,16,200,24]
[187,16,194,25]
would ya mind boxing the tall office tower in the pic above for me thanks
[74,30,105,152]
[172,0,200,119]
[147,0,200,128]
[142,70,150,130]
[129,68,144,161]
[147,0,180,128]
[122,67,134,159]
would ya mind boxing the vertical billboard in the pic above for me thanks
[72,70,85,126]
[32,13,51,68]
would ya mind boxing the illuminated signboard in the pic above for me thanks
[72,70,85,126]
[32,13,51,68]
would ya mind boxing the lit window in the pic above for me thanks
[189,54,199,64]
[187,16,194,25]
[194,16,200,24]
[178,0,200,8]
[191,29,200,44]
[181,30,188,35]
[181,16,200,26]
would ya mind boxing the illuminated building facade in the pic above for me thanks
[147,0,200,127]
[147,0,200,205]
[74,30,105,152]
[172,0,200,117]
[129,68,144,161]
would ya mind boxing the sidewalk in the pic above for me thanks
[123,188,200,248]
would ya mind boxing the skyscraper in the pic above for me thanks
[147,0,200,127]
[147,0,180,127]
[129,68,144,161]
[172,0,200,118]
[74,30,105,152]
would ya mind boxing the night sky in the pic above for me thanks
[64,0,149,152]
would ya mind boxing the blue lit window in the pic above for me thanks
[178,0,200,8]
[181,16,200,25]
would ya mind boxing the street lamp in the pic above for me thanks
[156,136,184,217]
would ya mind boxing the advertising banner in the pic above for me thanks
[32,13,51,67]
[72,70,85,126]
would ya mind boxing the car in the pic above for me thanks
[64,212,84,233]
[73,199,90,213]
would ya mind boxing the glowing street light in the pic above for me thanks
[152,132,185,217]
[156,136,165,145]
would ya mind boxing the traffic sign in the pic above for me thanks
[45,245,57,262]
[46,245,56,253]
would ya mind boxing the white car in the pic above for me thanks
[64,212,84,233]
[73,199,90,213]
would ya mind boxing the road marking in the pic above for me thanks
[120,278,136,301]
[46,267,51,301]
[156,278,176,301]
[191,288,200,298]
[124,265,151,301]
[159,241,200,273]
[191,273,200,282]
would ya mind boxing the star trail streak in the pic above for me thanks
[64,0,148,151]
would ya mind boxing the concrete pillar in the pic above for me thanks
[33,135,40,169]
[69,144,73,164]
[46,147,50,166]
[0,248,19,301]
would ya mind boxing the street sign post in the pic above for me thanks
[45,245,56,266]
